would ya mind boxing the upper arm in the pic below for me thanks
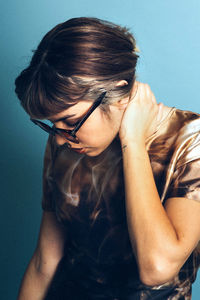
[34,211,67,272]
[163,140,200,265]
[164,197,200,267]
[162,145,200,273]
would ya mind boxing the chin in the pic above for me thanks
[85,150,102,157]
[85,145,110,157]
[82,147,102,157]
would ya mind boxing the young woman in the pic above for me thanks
[15,17,200,300]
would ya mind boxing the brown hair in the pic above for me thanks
[15,17,139,119]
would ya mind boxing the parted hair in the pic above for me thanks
[15,17,139,119]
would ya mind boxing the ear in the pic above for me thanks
[114,80,129,109]
[116,80,128,87]
[116,97,129,110]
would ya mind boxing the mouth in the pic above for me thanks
[70,147,86,154]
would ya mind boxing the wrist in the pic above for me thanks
[120,135,146,148]
[119,128,146,146]
[120,139,146,155]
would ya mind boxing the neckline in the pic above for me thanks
[155,106,175,132]
[146,106,176,146]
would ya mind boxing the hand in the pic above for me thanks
[119,82,163,146]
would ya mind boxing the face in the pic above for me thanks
[49,100,123,157]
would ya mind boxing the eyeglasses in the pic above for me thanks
[30,91,107,144]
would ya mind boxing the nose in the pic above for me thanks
[54,121,70,146]
[55,135,75,150]
[55,134,68,146]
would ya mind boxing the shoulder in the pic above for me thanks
[148,107,200,202]
[149,107,200,156]
[160,109,200,202]
[170,108,200,167]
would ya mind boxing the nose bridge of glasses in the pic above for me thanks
[52,123,79,143]
[31,91,107,145]
[58,129,79,144]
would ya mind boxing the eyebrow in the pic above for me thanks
[49,114,76,123]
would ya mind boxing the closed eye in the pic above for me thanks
[49,118,81,127]
[63,119,80,127]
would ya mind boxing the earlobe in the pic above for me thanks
[116,97,129,110]
[114,80,129,110]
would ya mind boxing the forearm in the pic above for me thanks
[17,253,56,300]
[122,141,181,284]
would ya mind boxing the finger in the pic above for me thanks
[144,84,157,104]
[156,102,164,122]
[130,81,139,100]
[151,92,157,104]
[137,83,150,103]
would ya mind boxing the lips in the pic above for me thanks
[71,148,86,154]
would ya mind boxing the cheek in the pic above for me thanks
[79,118,118,146]
[77,115,111,143]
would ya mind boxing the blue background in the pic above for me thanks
[1,0,200,299]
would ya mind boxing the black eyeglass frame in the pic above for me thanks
[30,91,107,144]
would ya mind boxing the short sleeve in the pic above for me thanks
[165,131,200,202]
[166,159,200,201]
[42,136,56,211]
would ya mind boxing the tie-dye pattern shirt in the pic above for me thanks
[42,107,200,300]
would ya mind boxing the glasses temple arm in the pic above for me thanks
[71,91,107,135]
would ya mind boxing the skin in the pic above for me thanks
[49,81,169,155]
[52,81,200,285]
[17,212,66,300]
[49,98,123,156]
[119,82,200,285]
[18,82,200,300]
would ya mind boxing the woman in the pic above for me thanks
[15,17,200,300]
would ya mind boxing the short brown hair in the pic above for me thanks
[15,17,139,119]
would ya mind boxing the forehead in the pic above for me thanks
[49,100,93,121]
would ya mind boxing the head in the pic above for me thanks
[15,17,139,156]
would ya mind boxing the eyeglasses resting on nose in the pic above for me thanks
[30,91,107,145]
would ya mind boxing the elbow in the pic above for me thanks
[138,256,178,286]
[32,250,63,278]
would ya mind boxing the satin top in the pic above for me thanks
[42,107,200,300]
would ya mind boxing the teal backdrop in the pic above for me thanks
[1,0,200,299]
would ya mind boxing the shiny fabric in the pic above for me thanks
[43,108,200,300]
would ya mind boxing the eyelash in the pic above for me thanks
[63,120,80,127]
[50,119,80,127]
